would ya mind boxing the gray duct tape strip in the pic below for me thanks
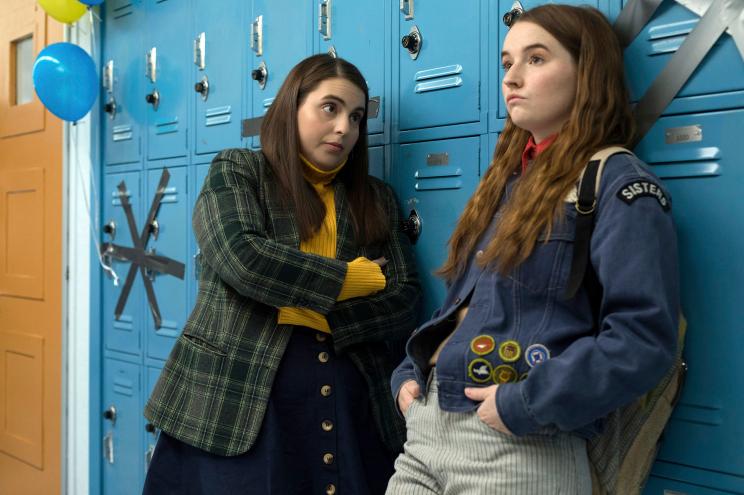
[613,0,666,48]
[631,0,743,145]
[676,0,744,58]
[242,116,264,138]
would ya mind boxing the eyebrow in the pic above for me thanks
[501,43,550,58]
[321,94,365,113]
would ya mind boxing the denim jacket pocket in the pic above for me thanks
[509,208,576,294]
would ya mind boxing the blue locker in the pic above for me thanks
[392,136,482,320]
[317,0,387,136]
[396,0,486,133]
[636,109,744,490]
[193,0,245,155]
[102,0,143,165]
[144,364,163,475]
[145,166,189,361]
[369,146,386,181]
[624,0,744,114]
[102,358,143,495]
[144,0,190,160]
[102,171,143,357]
[493,0,607,123]
[249,0,313,148]
[191,163,211,306]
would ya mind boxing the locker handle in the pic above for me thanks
[250,16,263,56]
[103,405,117,425]
[400,209,422,244]
[400,0,414,20]
[193,32,206,70]
[402,26,422,60]
[104,98,117,120]
[103,433,115,464]
[194,76,209,101]
[318,0,332,40]
[503,2,525,28]
[251,61,268,90]
[145,89,160,111]
[103,60,114,93]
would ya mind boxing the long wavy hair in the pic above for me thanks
[438,5,635,281]
[260,54,388,245]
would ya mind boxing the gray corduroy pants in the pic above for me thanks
[386,372,592,495]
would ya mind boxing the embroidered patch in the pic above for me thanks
[525,344,550,368]
[498,340,521,363]
[471,335,496,356]
[617,180,670,211]
[519,372,529,381]
[468,358,493,383]
[493,365,518,384]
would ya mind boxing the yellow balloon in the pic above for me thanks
[38,0,87,24]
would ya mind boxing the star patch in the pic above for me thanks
[617,180,670,211]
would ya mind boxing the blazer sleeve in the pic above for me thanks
[327,182,421,352]
[194,149,348,313]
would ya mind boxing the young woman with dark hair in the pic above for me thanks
[387,5,679,494]
[143,54,420,495]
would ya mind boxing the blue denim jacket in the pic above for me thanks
[391,153,680,438]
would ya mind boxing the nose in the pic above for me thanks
[334,114,351,135]
[502,64,522,88]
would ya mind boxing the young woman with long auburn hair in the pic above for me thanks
[388,5,679,494]
[142,54,420,495]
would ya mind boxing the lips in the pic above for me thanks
[506,95,524,104]
[323,142,344,152]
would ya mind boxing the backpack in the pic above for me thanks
[564,146,688,495]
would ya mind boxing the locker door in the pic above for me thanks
[102,0,143,165]
[249,0,313,147]
[397,0,483,131]
[102,171,143,356]
[318,0,386,136]
[636,109,744,481]
[368,145,385,181]
[624,0,744,113]
[145,166,189,361]
[392,137,481,320]
[102,358,143,495]
[494,0,604,121]
[194,0,245,155]
[144,0,190,160]
[143,364,163,476]
[191,163,211,306]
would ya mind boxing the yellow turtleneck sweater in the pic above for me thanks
[276,155,386,333]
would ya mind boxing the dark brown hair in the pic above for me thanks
[260,54,388,246]
[439,4,636,281]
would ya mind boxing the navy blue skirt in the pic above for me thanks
[143,328,395,495]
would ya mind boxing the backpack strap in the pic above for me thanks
[563,146,634,300]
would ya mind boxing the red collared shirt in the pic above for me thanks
[520,134,558,174]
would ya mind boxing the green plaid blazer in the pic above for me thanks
[144,148,421,456]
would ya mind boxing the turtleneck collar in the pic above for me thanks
[300,154,347,185]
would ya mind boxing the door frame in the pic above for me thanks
[62,11,101,495]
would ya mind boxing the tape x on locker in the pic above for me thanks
[101,168,185,329]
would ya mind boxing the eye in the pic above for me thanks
[502,61,512,72]
[528,55,544,64]
[321,102,336,114]
[349,112,362,124]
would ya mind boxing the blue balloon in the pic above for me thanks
[33,42,98,122]
[79,0,104,5]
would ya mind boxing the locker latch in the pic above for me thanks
[103,405,117,425]
[252,60,268,90]
[103,220,117,241]
[319,0,332,40]
[194,32,206,70]
[400,0,414,20]
[195,75,209,101]
[145,47,157,83]
[401,25,423,60]
[401,209,422,244]
[104,99,117,120]
[250,15,263,56]
[103,433,115,464]
[103,60,114,93]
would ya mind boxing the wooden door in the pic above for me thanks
[0,1,63,494]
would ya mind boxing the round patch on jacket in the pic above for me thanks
[468,358,493,383]
[498,340,521,362]
[617,180,670,211]
[525,344,550,367]
[519,372,529,381]
[493,365,518,384]
[470,335,496,356]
